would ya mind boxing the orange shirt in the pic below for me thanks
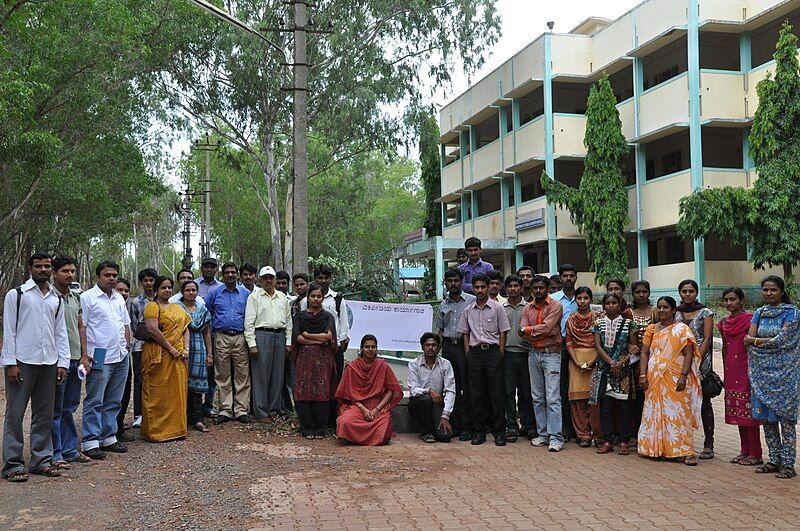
[520,296,563,350]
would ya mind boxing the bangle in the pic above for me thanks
[639,374,647,379]
[680,373,688,377]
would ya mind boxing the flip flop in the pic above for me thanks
[738,457,763,466]
[684,455,698,466]
[730,453,747,464]
[31,465,61,477]
[755,462,781,474]
[5,471,28,483]
[699,447,714,460]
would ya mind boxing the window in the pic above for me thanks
[652,65,679,86]
[661,151,682,176]
[519,167,545,202]
[519,87,544,126]
[507,177,515,207]
[445,201,461,226]
[463,194,472,221]
[665,236,685,264]
[475,183,501,216]
[504,105,513,134]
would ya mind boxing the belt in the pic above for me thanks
[533,346,561,353]
[470,343,499,351]
[443,336,462,345]
[215,329,243,336]
[256,327,286,333]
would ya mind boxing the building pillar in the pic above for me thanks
[543,33,558,274]
[516,248,524,270]
[393,258,401,295]
[434,236,444,301]
[633,56,648,279]
[687,0,706,290]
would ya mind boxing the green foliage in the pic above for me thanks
[419,113,442,237]
[540,74,630,284]
[678,21,800,282]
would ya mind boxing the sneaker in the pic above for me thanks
[209,408,219,416]
[549,442,564,452]
[531,436,549,447]
[83,448,106,460]
[131,416,142,428]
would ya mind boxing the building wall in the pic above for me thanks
[435,0,800,293]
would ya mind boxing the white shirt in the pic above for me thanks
[300,289,350,343]
[168,293,205,305]
[1,278,70,368]
[81,284,131,364]
[407,355,456,419]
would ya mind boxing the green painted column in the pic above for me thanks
[633,56,648,279]
[434,236,444,300]
[687,0,706,290]
[543,33,558,274]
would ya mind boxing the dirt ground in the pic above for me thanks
[1,354,800,530]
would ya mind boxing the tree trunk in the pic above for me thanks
[259,134,285,270]
[283,181,293,275]
[783,263,793,283]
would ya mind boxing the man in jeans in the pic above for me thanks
[502,274,536,442]
[50,255,90,467]
[520,275,564,452]
[2,253,70,481]
[125,267,156,431]
[434,267,475,441]
[80,260,132,459]
[550,264,578,442]
[457,274,510,447]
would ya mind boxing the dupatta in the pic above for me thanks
[335,357,402,409]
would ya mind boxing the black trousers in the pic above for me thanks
[187,391,204,425]
[504,350,536,435]
[600,396,631,443]
[560,345,575,439]
[442,338,473,435]
[297,401,329,436]
[408,394,452,442]
[117,355,133,435]
[327,348,346,427]
[702,396,715,449]
[116,354,141,434]
[467,345,506,437]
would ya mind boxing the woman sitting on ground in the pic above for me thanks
[141,276,192,443]
[637,296,702,465]
[177,280,213,433]
[335,334,402,446]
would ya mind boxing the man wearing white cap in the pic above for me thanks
[244,266,292,420]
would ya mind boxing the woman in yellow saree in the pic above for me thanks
[637,296,702,465]
[141,276,192,443]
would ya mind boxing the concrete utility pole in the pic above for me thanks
[292,0,309,276]
[194,133,218,259]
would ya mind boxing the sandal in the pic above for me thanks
[192,422,210,433]
[578,439,592,448]
[421,434,436,444]
[506,433,518,443]
[31,465,61,477]
[755,462,781,474]
[304,435,314,440]
[5,471,28,483]
[618,442,630,456]
[738,457,763,466]
[596,442,614,454]
[684,455,698,466]
[776,466,797,479]
[699,447,714,460]
[314,435,324,439]
[66,453,92,464]
[730,453,747,464]
[52,459,70,470]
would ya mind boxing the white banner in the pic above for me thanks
[347,300,433,352]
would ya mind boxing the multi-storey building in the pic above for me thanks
[395,0,795,300]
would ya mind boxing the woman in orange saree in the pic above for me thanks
[637,296,702,465]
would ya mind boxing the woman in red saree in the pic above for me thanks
[335,335,403,446]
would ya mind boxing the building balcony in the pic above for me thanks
[514,197,549,246]
[701,71,747,123]
[638,73,690,138]
[639,169,692,230]
[441,160,461,197]
[469,140,501,189]
[472,210,505,240]
[515,116,546,165]
[553,114,588,158]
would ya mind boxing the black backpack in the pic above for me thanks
[15,285,63,329]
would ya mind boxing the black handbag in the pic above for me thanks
[701,370,724,399]
[132,304,161,342]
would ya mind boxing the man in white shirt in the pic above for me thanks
[168,268,205,305]
[79,260,132,459]
[407,333,455,443]
[2,253,70,481]
[244,266,292,420]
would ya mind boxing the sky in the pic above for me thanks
[433,0,639,109]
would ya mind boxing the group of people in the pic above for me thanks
[1,253,402,483]
[420,237,799,480]
[3,240,799,483]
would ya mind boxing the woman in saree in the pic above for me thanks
[141,276,192,443]
[335,335,403,446]
[292,283,337,439]
[718,287,761,466]
[675,279,716,460]
[177,280,213,433]
[744,276,800,479]
[591,293,638,455]
[638,296,702,465]
[565,286,600,448]
[629,280,658,446]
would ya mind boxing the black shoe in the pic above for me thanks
[506,431,518,443]
[100,442,127,453]
[117,431,135,443]
[459,432,473,442]
[495,434,507,446]
[236,414,252,424]
[471,433,486,445]
[83,448,106,460]
[214,415,231,425]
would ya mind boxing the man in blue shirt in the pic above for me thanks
[195,257,223,298]
[550,263,578,442]
[458,237,493,294]
[205,262,252,424]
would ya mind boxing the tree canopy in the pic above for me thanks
[540,74,630,284]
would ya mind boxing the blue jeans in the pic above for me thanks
[81,358,129,451]
[528,350,563,445]
[52,360,82,461]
